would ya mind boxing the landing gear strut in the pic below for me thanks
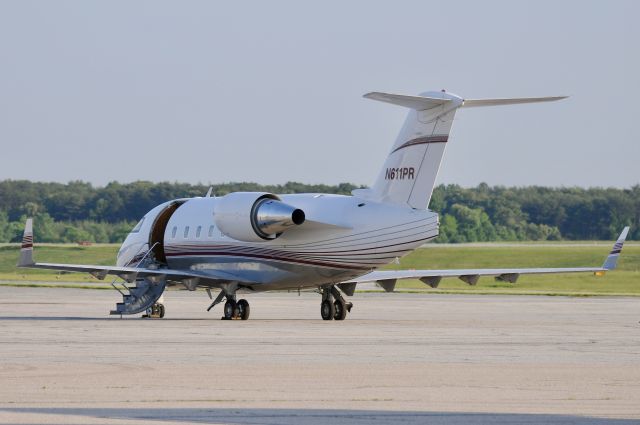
[320,285,352,321]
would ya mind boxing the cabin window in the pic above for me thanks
[196,226,202,238]
[171,226,177,238]
[184,226,190,238]
[208,225,215,237]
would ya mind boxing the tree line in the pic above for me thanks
[0,180,637,243]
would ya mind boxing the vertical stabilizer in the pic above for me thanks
[358,91,567,210]
[362,91,463,209]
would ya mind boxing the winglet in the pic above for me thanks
[602,226,630,270]
[17,218,35,267]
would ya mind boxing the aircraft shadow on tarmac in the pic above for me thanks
[0,316,331,321]
[0,316,116,321]
[0,408,636,425]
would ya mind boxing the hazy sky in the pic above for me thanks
[0,1,637,188]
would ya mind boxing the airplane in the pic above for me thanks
[17,90,630,320]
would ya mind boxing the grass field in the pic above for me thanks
[0,243,638,296]
[0,244,117,283]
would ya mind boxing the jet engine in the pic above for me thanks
[213,192,305,242]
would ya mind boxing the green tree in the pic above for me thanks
[0,210,10,242]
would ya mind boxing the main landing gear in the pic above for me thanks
[223,297,250,320]
[320,285,352,321]
[206,288,250,320]
[207,288,251,320]
[205,286,351,321]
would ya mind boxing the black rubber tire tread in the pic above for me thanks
[333,299,347,320]
[224,299,237,319]
[321,299,335,320]
[238,299,250,320]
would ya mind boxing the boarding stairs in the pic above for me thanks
[109,243,167,316]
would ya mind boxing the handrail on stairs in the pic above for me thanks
[110,242,160,295]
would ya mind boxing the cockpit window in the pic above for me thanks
[130,217,145,233]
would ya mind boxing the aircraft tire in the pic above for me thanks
[321,299,335,320]
[333,299,347,320]
[238,299,250,320]
[224,299,237,319]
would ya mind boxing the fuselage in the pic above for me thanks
[117,193,439,291]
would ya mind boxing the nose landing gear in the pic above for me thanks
[142,302,165,318]
[142,295,166,319]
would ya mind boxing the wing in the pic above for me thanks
[16,218,250,288]
[341,227,630,293]
[24,262,247,287]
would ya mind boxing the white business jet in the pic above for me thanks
[17,91,629,320]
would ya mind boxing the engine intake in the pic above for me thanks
[214,192,305,242]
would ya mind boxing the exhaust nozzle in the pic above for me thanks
[252,198,305,239]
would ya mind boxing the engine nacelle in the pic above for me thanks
[213,192,305,242]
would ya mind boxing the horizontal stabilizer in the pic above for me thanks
[363,92,451,110]
[461,96,567,108]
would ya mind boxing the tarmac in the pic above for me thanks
[0,287,639,424]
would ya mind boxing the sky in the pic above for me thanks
[0,0,637,189]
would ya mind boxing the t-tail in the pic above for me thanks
[354,91,567,209]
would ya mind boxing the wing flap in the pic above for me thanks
[347,266,603,285]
